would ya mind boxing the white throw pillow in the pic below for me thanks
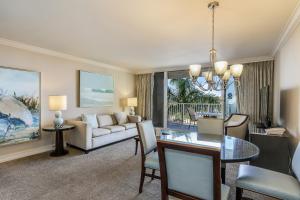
[81,114,98,128]
[114,112,128,125]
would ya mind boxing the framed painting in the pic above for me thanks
[0,66,41,146]
[79,70,114,107]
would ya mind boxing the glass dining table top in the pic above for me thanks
[159,129,260,163]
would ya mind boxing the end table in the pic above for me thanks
[43,125,75,157]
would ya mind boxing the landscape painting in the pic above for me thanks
[79,71,114,107]
[0,67,40,146]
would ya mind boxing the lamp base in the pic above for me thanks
[129,107,135,116]
[53,111,64,128]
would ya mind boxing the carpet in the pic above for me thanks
[0,139,275,200]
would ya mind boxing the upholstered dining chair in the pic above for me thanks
[197,118,224,135]
[236,142,300,200]
[224,114,249,140]
[136,120,160,193]
[157,140,230,200]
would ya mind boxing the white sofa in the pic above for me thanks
[67,113,141,153]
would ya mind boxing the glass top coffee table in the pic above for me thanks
[159,129,260,183]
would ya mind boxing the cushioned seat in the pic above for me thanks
[103,125,125,133]
[92,128,111,137]
[145,152,160,170]
[121,123,136,130]
[236,164,300,200]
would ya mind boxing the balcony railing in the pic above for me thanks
[168,103,222,124]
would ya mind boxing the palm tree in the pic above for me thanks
[168,78,220,104]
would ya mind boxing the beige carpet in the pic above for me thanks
[0,139,274,200]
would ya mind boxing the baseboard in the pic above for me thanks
[0,144,54,164]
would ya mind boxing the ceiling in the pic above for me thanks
[0,0,298,71]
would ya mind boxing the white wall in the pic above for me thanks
[0,44,135,159]
[274,22,300,140]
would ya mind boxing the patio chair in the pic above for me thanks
[186,107,201,129]
[136,120,160,193]
[157,139,230,200]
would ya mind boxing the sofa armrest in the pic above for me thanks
[128,115,142,123]
[66,120,93,150]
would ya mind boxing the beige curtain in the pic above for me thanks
[236,60,274,124]
[136,73,153,120]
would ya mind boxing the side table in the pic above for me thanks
[249,125,290,174]
[43,125,75,157]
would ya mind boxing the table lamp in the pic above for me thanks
[126,97,137,115]
[49,95,67,128]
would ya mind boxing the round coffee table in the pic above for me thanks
[43,125,75,157]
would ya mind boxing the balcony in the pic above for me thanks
[167,103,222,130]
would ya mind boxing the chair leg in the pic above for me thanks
[236,187,243,200]
[135,139,138,155]
[139,167,145,193]
[151,169,155,180]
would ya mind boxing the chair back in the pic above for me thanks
[137,120,157,155]
[292,142,300,181]
[187,107,197,121]
[197,118,224,135]
[224,114,249,139]
[157,140,221,200]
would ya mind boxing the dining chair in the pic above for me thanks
[235,142,300,200]
[136,120,160,193]
[197,118,224,135]
[224,114,249,140]
[157,140,230,200]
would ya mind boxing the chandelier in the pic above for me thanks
[189,1,243,91]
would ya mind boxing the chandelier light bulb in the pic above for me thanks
[189,64,201,77]
[215,61,228,75]
[230,64,243,78]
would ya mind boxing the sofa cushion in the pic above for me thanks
[92,128,111,137]
[114,112,128,125]
[81,114,98,128]
[103,125,125,133]
[121,123,136,130]
[97,115,114,127]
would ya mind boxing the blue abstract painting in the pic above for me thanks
[0,67,40,146]
[79,71,114,107]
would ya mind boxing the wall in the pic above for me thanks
[0,44,135,161]
[274,22,300,145]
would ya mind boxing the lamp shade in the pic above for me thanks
[189,64,201,77]
[202,71,213,81]
[222,70,231,81]
[230,64,243,78]
[49,95,67,111]
[214,61,228,75]
[126,97,137,107]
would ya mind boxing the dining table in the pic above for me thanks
[159,129,260,183]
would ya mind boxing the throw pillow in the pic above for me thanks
[81,114,98,128]
[114,112,128,125]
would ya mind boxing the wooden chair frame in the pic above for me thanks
[157,140,222,200]
[136,121,160,193]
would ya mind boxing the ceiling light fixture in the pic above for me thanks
[189,1,243,91]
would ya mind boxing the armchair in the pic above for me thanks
[224,114,249,140]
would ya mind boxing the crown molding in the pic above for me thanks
[272,0,300,56]
[135,55,274,74]
[0,38,133,73]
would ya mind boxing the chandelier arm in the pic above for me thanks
[195,80,211,91]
